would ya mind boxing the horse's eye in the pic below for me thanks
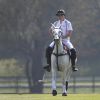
[52,30,54,33]
[58,31,61,35]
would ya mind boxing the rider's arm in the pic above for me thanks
[62,30,72,39]
[49,28,52,34]
[62,21,73,39]
[49,28,52,35]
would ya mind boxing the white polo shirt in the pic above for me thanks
[53,19,73,37]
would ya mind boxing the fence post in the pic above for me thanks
[73,76,76,93]
[16,77,19,93]
[92,76,95,93]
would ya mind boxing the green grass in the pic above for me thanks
[0,94,100,100]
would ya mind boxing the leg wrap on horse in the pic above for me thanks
[66,81,68,91]
[46,46,53,65]
[70,48,76,66]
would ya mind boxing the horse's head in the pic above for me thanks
[51,24,62,41]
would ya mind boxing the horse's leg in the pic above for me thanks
[66,67,72,82]
[62,56,70,96]
[65,67,72,94]
[62,69,67,96]
[51,60,57,96]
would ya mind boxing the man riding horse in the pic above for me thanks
[44,9,78,72]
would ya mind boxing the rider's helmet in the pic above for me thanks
[56,9,65,16]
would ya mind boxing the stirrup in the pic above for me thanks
[72,66,78,72]
[44,64,51,72]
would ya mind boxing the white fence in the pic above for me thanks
[43,76,100,94]
[0,76,100,93]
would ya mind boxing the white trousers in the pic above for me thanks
[49,39,74,49]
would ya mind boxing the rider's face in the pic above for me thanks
[58,15,65,21]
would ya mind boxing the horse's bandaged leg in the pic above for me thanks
[62,85,67,93]
[52,79,56,90]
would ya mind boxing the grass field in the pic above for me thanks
[0,94,100,100]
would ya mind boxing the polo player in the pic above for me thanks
[44,9,78,72]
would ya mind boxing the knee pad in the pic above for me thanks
[70,48,76,54]
[70,48,76,59]
[46,46,53,57]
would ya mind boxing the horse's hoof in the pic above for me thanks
[62,93,67,96]
[52,90,57,96]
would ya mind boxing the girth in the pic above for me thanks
[52,52,67,57]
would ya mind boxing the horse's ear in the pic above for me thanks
[59,25,61,29]
[51,23,55,30]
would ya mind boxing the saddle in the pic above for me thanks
[63,43,71,57]
[53,43,71,57]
